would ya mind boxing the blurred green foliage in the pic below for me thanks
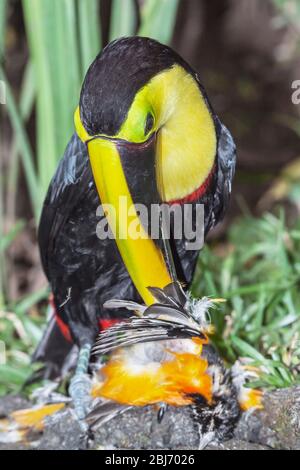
[193,211,300,389]
[0,0,6,60]
[0,286,49,395]
[272,0,300,27]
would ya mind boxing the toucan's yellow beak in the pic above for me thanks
[74,108,171,305]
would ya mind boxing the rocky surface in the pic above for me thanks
[1,387,300,450]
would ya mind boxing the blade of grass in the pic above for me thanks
[0,365,31,386]
[64,0,81,108]
[0,0,6,59]
[0,67,39,219]
[48,0,81,154]
[44,0,68,157]
[224,280,297,298]
[13,286,49,316]
[138,0,179,44]
[78,0,102,76]
[7,61,35,221]
[110,0,137,41]
[22,0,87,215]
[0,154,4,308]
[22,0,58,209]
[18,61,35,120]
[231,336,270,364]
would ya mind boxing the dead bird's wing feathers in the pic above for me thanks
[147,282,186,309]
[86,401,132,429]
[103,299,147,315]
[92,316,206,356]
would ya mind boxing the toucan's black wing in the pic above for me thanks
[212,118,236,228]
[38,133,90,280]
[34,133,91,375]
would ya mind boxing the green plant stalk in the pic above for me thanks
[7,61,35,221]
[64,0,81,116]
[22,0,92,218]
[22,0,58,213]
[0,0,6,60]
[49,0,82,154]
[13,286,49,316]
[0,220,25,306]
[110,0,137,41]
[139,0,179,44]
[0,67,39,219]
[78,0,102,76]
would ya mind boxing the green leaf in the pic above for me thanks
[7,61,35,212]
[110,0,137,41]
[19,61,36,120]
[139,0,179,44]
[22,0,85,211]
[78,0,102,76]
[22,0,58,207]
[0,0,6,59]
[0,66,39,219]
[14,286,49,315]
[231,336,268,364]
[0,364,31,386]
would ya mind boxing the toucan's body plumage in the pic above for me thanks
[35,37,236,406]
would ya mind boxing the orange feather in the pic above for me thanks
[92,341,212,406]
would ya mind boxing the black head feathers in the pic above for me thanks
[79,37,194,137]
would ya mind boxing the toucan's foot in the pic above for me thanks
[69,372,92,421]
[69,344,92,422]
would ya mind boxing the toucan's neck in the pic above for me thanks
[148,65,217,203]
[167,163,216,205]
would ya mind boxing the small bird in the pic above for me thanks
[35,36,236,419]
[88,282,262,448]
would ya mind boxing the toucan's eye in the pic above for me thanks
[144,113,154,136]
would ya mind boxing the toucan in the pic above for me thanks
[35,37,236,420]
